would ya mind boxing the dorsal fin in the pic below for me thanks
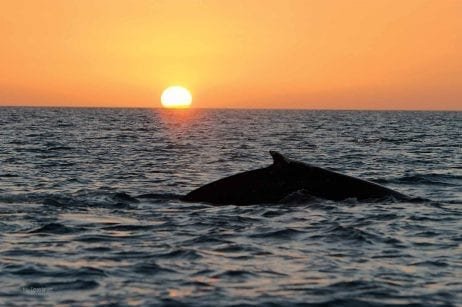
[269,151,290,166]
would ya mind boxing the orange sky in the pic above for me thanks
[1,0,461,110]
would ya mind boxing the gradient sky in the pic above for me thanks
[1,0,461,110]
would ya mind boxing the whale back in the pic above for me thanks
[182,151,409,204]
[181,166,287,204]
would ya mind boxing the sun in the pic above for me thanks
[161,86,192,109]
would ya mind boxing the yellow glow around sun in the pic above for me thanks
[161,86,192,108]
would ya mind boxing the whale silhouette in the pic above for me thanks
[182,151,410,205]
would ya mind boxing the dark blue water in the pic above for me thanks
[0,107,461,306]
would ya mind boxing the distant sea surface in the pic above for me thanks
[0,107,461,306]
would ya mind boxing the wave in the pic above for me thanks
[212,270,257,280]
[24,280,99,292]
[6,265,107,278]
[75,234,128,243]
[374,173,462,186]
[132,261,177,275]
[323,224,383,245]
[213,243,263,254]
[0,191,181,206]
[249,228,304,240]
[28,222,85,235]
[0,173,19,178]
[155,249,203,260]
[136,192,183,200]
[102,224,154,231]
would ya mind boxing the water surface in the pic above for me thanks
[0,108,461,306]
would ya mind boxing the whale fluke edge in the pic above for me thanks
[181,151,411,205]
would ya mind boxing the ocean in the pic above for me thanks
[0,107,461,306]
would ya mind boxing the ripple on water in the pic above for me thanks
[0,109,460,306]
[212,270,257,281]
[323,224,382,244]
[24,280,99,292]
[249,228,305,240]
[28,222,85,235]
[101,224,155,231]
[133,262,177,275]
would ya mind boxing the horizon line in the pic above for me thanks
[0,104,460,112]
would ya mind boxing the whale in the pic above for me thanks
[181,151,410,205]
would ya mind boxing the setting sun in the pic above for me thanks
[161,86,192,109]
